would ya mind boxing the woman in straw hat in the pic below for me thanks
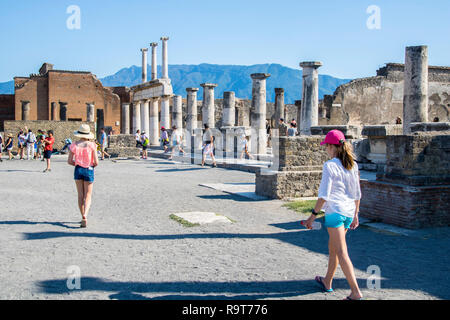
[67,124,99,228]
[304,130,363,300]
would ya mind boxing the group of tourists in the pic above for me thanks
[0,128,54,172]
[134,126,186,161]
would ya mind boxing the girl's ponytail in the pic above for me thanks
[336,141,355,170]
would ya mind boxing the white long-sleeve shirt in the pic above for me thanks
[318,158,361,218]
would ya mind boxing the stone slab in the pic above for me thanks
[171,212,232,225]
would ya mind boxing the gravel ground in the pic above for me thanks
[0,156,449,300]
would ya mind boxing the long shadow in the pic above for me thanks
[197,194,252,202]
[24,227,450,299]
[37,277,343,300]
[155,168,208,173]
[0,169,40,173]
[0,220,80,229]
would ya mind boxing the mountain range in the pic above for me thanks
[0,64,351,104]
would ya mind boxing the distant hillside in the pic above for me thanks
[0,64,351,103]
[0,81,14,94]
[100,63,351,104]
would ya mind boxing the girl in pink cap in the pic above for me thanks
[304,129,363,300]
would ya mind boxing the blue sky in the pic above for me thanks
[0,0,449,82]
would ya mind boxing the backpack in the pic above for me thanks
[143,138,149,147]
[27,133,36,143]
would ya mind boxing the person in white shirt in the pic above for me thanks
[168,125,185,160]
[239,135,253,160]
[25,129,37,160]
[304,129,363,301]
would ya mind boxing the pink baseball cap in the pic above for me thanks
[320,130,346,146]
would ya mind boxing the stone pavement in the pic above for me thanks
[0,155,449,300]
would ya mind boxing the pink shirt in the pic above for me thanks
[69,142,97,168]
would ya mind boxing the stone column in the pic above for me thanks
[200,83,218,128]
[141,48,148,83]
[274,88,285,128]
[300,61,322,135]
[140,100,150,136]
[250,73,271,155]
[222,91,235,127]
[150,42,158,80]
[121,103,130,134]
[160,95,171,129]
[172,95,183,130]
[132,101,141,133]
[186,88,199,134]
[160,36,169,79]
[149,98,160,145]
[86,103,95,122]
[21,101,30,121]
[403,45,429,134]
[59,102,68,121]
[51,102,58,120]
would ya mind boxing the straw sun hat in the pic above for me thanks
[74,124,95,140]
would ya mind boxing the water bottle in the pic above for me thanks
[301,220,322,230]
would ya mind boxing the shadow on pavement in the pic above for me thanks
[0,220,80,229]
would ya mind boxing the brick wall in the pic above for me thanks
[0,94,15,131]
[360,180,450,229]
[4,120,95,151]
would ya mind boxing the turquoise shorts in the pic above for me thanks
[324,213,354,229]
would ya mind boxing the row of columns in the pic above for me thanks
[21,101,96,122]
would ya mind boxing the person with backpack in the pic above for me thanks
[25,129,37,160]
[161,127,170,153]
[303,130,363,300]
[141,131,149,159]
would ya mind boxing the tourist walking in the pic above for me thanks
[161,127,170,153]
[141,131,149,160]
[168,125,185,160]
[239,135,254,160]
[67,124,98,228]
[25,129,37,160]
[135,129,142,148]
[201,124,217,167]
[42,130,55,172]
[99,128,110,160]
[304,130,363,300]
[17,130,26,160]
[4,134,14,160]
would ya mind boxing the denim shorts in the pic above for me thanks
[324,213,354,229]
[74,165,94,182]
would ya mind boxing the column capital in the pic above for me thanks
[200,83,218,88]
[223,91,235,98]
[150,42,158,47]
[299,61,322,69]
[250,73,270,80]
[141,48,148,52]
[186,87,199,92]
[275,88,285,94]
[160,36,169,41]
[21,100,30,104]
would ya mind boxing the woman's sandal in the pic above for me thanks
[315,276,333,293]
[344,296,363,300]
[80,218,87,228]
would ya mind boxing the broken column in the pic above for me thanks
[149,98,160,145]
[121,102,130,134]
[132,101,141,133]
[141,99,150,136]
[200,83,218,128]
[59,102,68,121]
[141,48,148,83]
[51,102,58,120]
[403,45,429,134]
[150,42,158,80]
[222,91,235,127]
[86,103,95,122]
[274,88,285,128]
[250,73,270,155]
[160,37,169,79]
[172,95,183,130]
[21,101,30,121]
[186,87,199,133]
[300,61,322,135]
[160,95,171,129]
